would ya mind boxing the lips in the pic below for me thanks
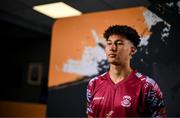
[108,54,116,57]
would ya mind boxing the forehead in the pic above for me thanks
[107,34,127,42]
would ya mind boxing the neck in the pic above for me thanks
[109,64,133,84]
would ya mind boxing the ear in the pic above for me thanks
[130,46,137,56]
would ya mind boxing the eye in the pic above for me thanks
[106,41,112,45]
[115,41,123,45]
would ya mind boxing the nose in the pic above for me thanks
[110,43,117,51]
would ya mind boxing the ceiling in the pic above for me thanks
[0,0,178,35]
[0,0,152,35]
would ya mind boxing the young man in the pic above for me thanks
[86,25,166,117]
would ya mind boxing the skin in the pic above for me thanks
[105,34,137,84]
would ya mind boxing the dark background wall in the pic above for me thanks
[0,19,50,103]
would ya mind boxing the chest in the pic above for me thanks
[91,81,142,115]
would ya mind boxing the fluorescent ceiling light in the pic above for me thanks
[33,2,82,19]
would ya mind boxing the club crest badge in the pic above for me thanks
[121,95,131,107]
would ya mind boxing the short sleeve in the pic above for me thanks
[86,77,97,117]
[143,77,166,117]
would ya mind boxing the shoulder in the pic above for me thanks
[88,72,108,87]
[134,71,164,97]
[134,71,156,87]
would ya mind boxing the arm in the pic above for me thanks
[144,78,166,117]
[86,78,96,117]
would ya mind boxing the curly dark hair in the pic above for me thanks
[103,25,140,48]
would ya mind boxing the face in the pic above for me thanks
[105,34,136,65]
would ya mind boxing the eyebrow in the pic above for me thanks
[107,39,123,42]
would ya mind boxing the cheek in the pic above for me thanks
[123,46,131,53]
[105,47,109,54]
[117,48,131,57]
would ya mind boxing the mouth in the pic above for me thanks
[108,54,117,57]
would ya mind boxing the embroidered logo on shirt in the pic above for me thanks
[121,95,131,107]
[93,97,104,100]
[106,110,114,118]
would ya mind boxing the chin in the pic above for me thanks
[108,60,120,65]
